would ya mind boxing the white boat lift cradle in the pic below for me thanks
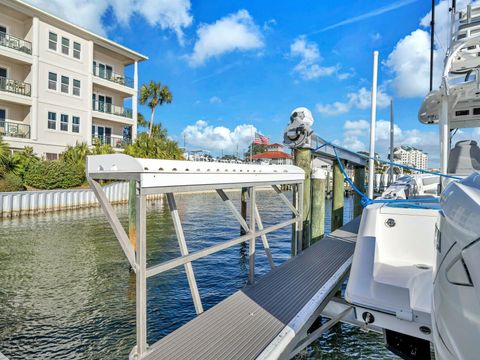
[86,154,360,359]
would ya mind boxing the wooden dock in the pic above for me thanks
[143,218,359,360]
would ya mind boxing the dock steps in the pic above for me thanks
[142,218,359,360]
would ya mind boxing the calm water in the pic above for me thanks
[0,190,397,359]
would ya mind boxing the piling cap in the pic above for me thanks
[312,168,327,179]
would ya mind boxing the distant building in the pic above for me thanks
[392,146,428,170]
[250,143,293,165]
[265,143,284,152]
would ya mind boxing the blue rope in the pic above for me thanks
[311,141,448,208]
[313,141,462,181]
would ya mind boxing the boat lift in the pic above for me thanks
[86,154,361,359]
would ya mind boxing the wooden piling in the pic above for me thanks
[311,168,326,243]
[128,179,137,252]
[331,161,345,232]
[354,166,366,218]
[241,187,248,235]
[294,148,311,249]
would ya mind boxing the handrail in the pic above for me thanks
[92,64,133,88]
[0,77,31,96]
[0,120,30,138]
[92,100,132,118]
[92,135,132,148]
[0,32,32,55]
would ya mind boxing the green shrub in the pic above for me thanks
[0,173,25,192]
[24,160,85,189]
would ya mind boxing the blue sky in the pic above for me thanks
[28,0,480,165]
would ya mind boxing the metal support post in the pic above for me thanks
[136,193,147,356]
[296,182,304,255]
[248,187,256,284]
[166,193,204,315]
[254,205,275,270]
[128,179,137,252]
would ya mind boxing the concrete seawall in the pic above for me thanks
[0,182,162,218]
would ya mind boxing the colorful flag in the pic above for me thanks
[254,132,269,145]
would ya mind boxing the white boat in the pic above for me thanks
[345,2,480,359]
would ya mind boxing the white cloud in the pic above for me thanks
[209,96,222,104]
[25,0,193,43]
[316,87,391,115]
[182,120,256,153]
[290,36,337,80]
[187,10,263,67]
[337,68,355,80]
[385,29,442,97]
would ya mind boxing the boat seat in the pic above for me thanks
[373,261,432,314]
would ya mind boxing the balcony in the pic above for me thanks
[92,100,132,119]
[92,135,132,149]
[93,65,133,88]
[0,120,30,139]
[0,32,32,55]
[0,77,31,97]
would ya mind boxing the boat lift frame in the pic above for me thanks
[86,154,306,359]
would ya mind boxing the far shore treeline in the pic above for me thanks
[0,80,183,192]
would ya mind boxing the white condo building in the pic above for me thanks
[392,146,428,171]
[0,0,147,159]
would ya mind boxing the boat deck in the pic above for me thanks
[143,218,359,360]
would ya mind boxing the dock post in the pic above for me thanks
[332,160,345,232]
[248,187,256,284]
[128,180,136,252]
[354,166,366,218]
[294,148,311,249]
[241,187,248,235]
[135,193,147,357]
[311,167,326,243]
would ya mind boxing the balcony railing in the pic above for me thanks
[0,120,30,139]
[92,135,132,149]
[0,32,32,55]
[93,65,133,88]
[92,100,132,119]
[0,77,31,97]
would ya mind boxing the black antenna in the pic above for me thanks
[430,0,435,91]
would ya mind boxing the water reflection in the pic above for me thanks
[0,191,394,359]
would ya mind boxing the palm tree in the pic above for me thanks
[139,81,172,137]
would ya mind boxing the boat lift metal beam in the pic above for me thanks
[311,134,367,166]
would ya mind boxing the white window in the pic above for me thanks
[73,42,81,59]
[61,76,69,94]
[61,37,69,55]
[48,32,57,51]
[60,114,68,131]
[72,116,80,133]
[73,79,80,96]
[48,111,56,129]
[48,72,57,90]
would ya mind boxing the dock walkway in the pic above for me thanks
[144,218,359,360]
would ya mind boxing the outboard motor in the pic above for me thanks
[432,172,480,359]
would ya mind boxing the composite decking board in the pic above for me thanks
[144,219,359,360]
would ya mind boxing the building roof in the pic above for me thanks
[267,143,284,147]
[4,0,148,62]
[251,151,292,160]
